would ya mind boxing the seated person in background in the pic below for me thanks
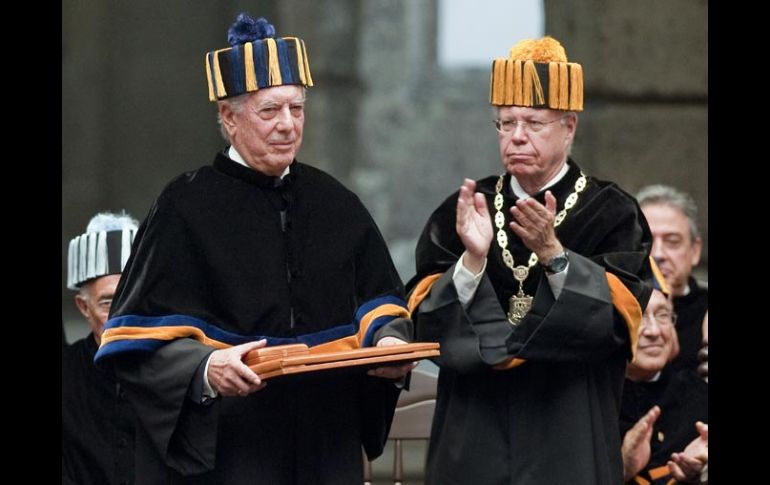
[636,184,707,377]
[621,259,708,484]
[62,211,139,484]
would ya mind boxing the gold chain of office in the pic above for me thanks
[493,171,587,325]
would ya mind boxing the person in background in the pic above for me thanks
[407,36,652,485]
[621,258,708,483]
[62,211,139,485]
[95,13,413,484]
[636,184,707,377]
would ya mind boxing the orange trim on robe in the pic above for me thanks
[648,465,672,480]
[101,325,231,349]
[407,273,443,313]
[607,272,643,361]
[310,303,410,353]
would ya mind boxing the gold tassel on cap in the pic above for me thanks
[559,63,569,110]
[492,60,506,105]
[513,60,523,106]
[244,42,258,92]
[299,39,314,86]
[504,60,515,105]
[205,53,216,102]
[265,38,282,86]
[569,63,583,110]
[290,38,307,85]
[212,49,228,99]
[548,62,559,109]
[522,60,544,107]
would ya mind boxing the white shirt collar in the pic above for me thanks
[509,162,570,199]
[227,146,290,179]
[646,371,662,382]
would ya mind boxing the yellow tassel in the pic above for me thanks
[492,60,506,105]
[288,38,306,85]
[244,42,257,92]
[504,60,514,105]
[559,63,569,110]
[569,63,583,110]
[513,60,523,106]
[548,62,559,109]
[212,49,227,99]
[488,62,494,104]
[300,39,313,86]
[205,53,216,101]
[265,38,282,86]
[523,60,544,107]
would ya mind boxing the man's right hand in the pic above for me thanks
[207,340,268,397]
[621,405,661,481]
[456,178,493,275]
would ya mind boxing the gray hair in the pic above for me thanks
[217,93,250,143]
[636,184,700,240]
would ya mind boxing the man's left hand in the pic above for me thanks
[367,336,417,380]
[668,421,708,481]
[509,190,563,261]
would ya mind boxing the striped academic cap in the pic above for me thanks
[66,213,138,290]
[205,13,313,102]
[490,36,583,111]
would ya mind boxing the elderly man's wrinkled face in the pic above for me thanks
[496,106,576,192]
[642,203,702,296]
[221,85,305,176]
[628,289,679,379]
[74,274,121,346]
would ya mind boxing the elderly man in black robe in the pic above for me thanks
[408,36,652,485]
[95,13,412,485]
[62,211,139,484]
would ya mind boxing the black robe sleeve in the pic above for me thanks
[411,173,652,372]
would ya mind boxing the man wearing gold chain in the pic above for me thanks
[407,36,653,485]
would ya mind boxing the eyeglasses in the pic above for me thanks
[493,115,570,134]
[641,310,677,327]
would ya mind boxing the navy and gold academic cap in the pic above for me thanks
[205,13,313,102]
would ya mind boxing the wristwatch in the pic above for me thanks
[541,250,569,274]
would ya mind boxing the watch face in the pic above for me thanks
[545,252,568,273]
[550,256,568,273]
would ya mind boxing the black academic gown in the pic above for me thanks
[96,153,409,485]
[409,160,652,485]
[62,333,136,485]
[620,370,708,484]
[669,278,708,376]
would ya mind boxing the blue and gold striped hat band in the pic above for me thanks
[206,14,313,102]
[490,36,583,111]
[67,228,137,290]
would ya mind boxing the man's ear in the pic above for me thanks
[74,294,90,319]
[690,237,702,266]
[219,103,237,138]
